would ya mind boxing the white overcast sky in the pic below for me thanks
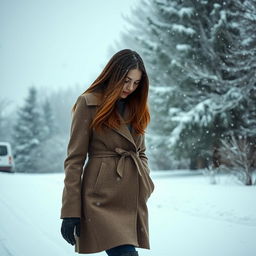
[0,0,139,110]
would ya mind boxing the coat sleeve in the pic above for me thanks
[139,134,151,174]
[60,95,91,219]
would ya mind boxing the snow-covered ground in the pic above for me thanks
[0,170,255,256]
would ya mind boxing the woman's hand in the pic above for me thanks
[61,217,80,245]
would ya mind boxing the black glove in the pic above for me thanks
[61,217,80,245]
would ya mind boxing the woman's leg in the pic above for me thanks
[105,244,138,256]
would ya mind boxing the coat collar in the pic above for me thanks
[83,92,139,149]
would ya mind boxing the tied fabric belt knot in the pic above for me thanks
[114,147,142,178]
[89,147,145,179]
[115,147,140,157]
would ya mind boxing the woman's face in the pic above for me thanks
[120,68,142,99]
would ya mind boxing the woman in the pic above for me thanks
[60,49,155,256]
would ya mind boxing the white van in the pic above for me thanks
[0,142,15,173]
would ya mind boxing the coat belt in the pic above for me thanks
[89,147,145,178]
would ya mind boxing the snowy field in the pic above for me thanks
[0,170,256,256]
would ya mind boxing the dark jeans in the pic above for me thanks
[105,244,137,256]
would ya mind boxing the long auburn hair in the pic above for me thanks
[72,49,150,135]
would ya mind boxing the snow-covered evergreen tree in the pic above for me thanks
[228,0,256,139]
[114,0,256,170]
[29,97,65,173]
[12,87,43,172]
[10,83,86,173]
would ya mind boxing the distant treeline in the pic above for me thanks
[0,84,84,173]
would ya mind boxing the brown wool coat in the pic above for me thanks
[60,92,155,254]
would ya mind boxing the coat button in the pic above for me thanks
[88,218,91,222]
[96,202,101,206]
[116,177,121,182]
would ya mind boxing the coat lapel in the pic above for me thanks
[114,105,137,149]
[84,92,138,149]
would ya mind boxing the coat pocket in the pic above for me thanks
[93,161,107,193]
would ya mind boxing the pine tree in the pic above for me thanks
[12,87,43,172]
[28,97,65,173]
[115,0,256,170]
[220,0,256,171]
[229,0,256,139]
